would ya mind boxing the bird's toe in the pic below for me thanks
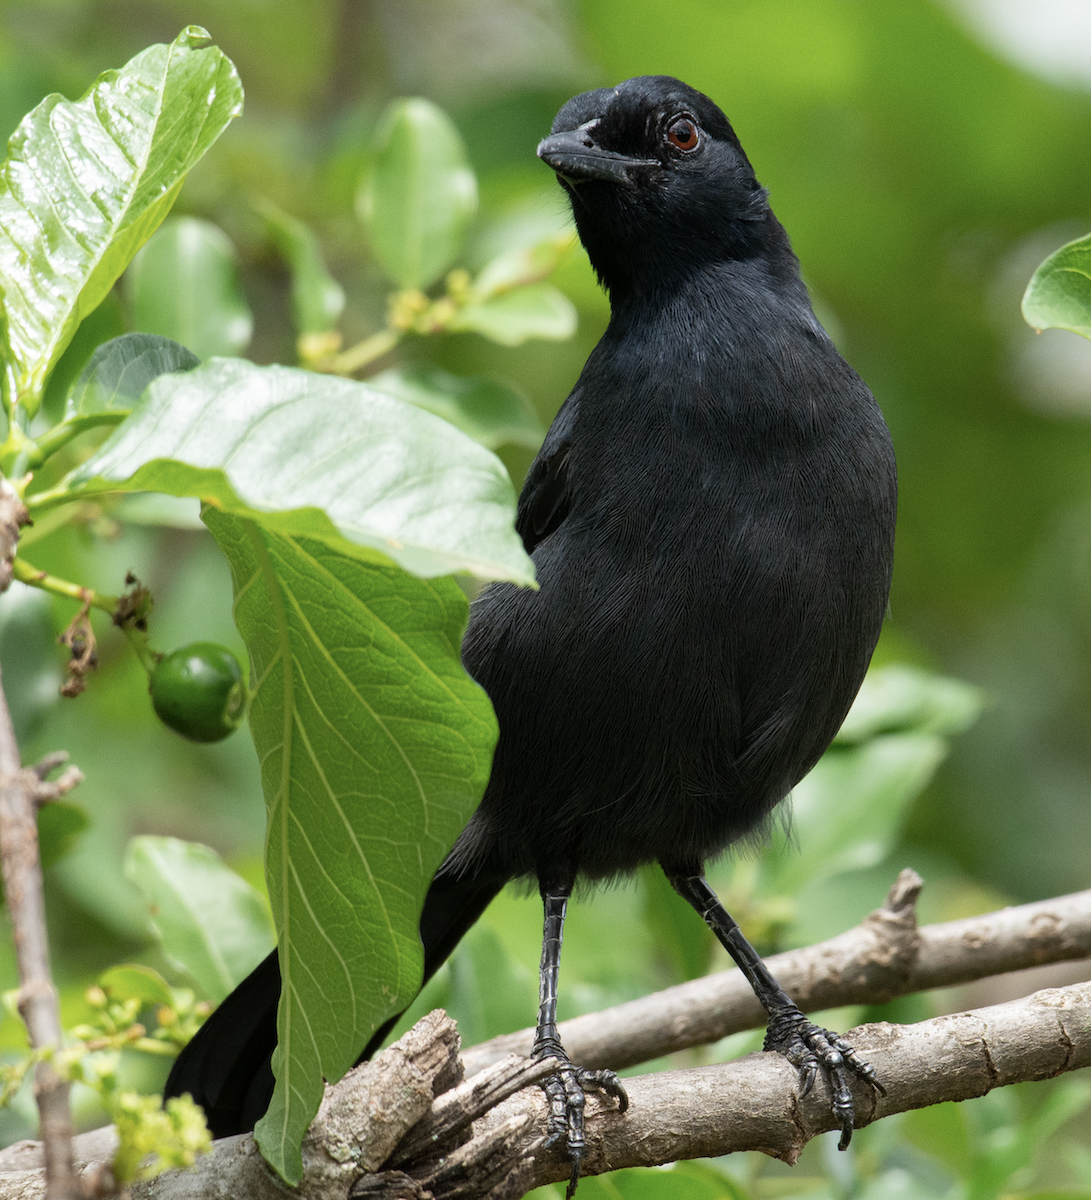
[536,1053,628,1195]
[764,1007,881,1147]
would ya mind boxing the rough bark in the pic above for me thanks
[2,983,1086,1200]
[463,870,1091,1074]
[0,648,82,1200]
[515,981,1091,1187]
[1,877,1090,1200]
[0,478,28,596]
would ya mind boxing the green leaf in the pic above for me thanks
[55,358,534,585]
[0,583,61,743]
[765,733,948,894]
[471,231,576,301]
[445,923,536,1045]
[201,509,497,1182]
[357,98,477,290]
[258,200,345,335]
[966,1079,1091,1199]
[1023,232,1091,339]
[127,217,253,359]
[66,332,199,418]
[40,294,126,423]
[528,1162,749,1200]
[115,494,204,529]
[124,835,275,1003]
[98,963,176,1007]
[836,664,985,743]
[639,864,712,983]
[38,802,88,869]
[0,27,242,412]
[369,365,544,450]
[449,282,577,345]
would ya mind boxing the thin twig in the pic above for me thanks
[11,558,118,614]
[0,481,80,1200]
[0,674,80,1200]
[324,328,401,375]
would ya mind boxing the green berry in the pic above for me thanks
[150,643,246,743]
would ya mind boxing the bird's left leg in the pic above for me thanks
[535,864,629,1196]
[662,864,883,1149]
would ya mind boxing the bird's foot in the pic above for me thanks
[763,1004,885,1150]
[535,1044,629,1198]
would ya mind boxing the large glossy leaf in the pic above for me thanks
[66,332,199,418]
[1023,232,1091,339]
[357,98,477,290]
[0,28,242,411]
[126,217,253,359]
[52,358,534,584]
[369,364,544,450]
[125,836,275,1003]
[202,509,497,1182]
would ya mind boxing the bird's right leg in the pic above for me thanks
[535,864,628,1197]
[662,863,883,1149]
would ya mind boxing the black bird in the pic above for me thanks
[166,75,897,1191]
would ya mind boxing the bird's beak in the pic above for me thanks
[537,129,657,188]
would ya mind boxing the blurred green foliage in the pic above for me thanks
[1,0,1091,1194]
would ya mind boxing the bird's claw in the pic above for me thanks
[764,1007,882,1150]
[536,1051,628,1197]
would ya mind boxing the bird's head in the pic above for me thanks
[539,76,782,297]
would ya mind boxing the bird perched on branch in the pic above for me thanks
[167,75,897,1195]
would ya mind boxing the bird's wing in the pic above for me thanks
[516,389,579,555]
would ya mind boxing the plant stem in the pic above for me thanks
[0,363,12,425]
[0,478,29,595]
[121,624,162,677]
[326,327,401,375]
[12,505,82,552]
[0,421,37,482]
[25,485,125,515]
[27,412,128,469]
[12,558,119,615]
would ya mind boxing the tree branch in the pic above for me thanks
[472,979,1091,1196]
[0,477,28,598]
[2,876,1090,1200]
[463,869,1091,1075]
[3,980,1086,1200]
[0,480,80,1200]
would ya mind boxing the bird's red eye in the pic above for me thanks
[667,118,699,152]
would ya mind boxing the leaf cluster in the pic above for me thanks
[0,25,572,1183]
[0,961,212,1184]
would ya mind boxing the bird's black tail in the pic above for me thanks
[163,865,506,1138]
